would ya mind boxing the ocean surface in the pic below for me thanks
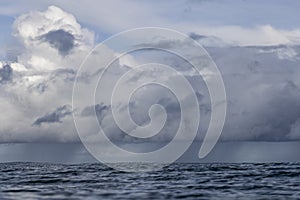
[0,162,299,199]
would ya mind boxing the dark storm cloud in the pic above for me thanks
[206,45,300,141]
[134,37,300,141]
[236,81,300,141]
[41,29,75,55]
[0,64,12,83]
[33,105,72,126]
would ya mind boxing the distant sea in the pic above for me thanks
[0,162,300,199]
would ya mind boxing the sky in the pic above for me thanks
[0,0,300,163]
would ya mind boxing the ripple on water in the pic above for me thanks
[0,162,299,199]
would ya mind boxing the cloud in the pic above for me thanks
[12,5,94,71]
[0,63,13,83]
[33,105,72,126]
[188,25,300,47]
[0,6,95,143]
[41,29,75,56]
[3,1,300,46]
[189,33,206,40]
[81,103,111,122]
[288,119,300,140]
[1,5,300,145]
[207,45,300,141]
[189,32,229,47]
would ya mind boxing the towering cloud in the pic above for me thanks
[0,6,95,142]
[12,5,94,71]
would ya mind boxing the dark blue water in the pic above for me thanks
[0,162,300,199]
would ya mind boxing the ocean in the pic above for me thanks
[0,162,299,199]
